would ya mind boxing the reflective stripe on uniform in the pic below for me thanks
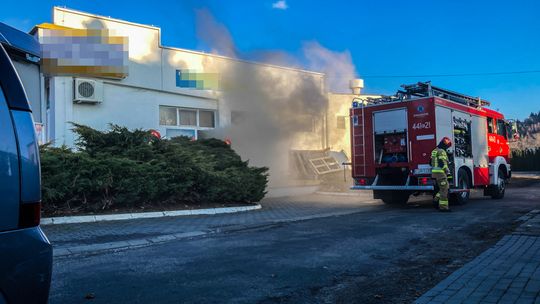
[431,148,449,169]
[431,150,438,167]
[439,199,449,209]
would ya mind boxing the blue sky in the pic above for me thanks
[2,0,539,119]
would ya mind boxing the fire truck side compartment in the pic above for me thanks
[471,115,490,185]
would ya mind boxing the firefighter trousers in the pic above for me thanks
[432,171,449,210]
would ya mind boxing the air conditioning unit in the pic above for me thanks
[73,78,103,104]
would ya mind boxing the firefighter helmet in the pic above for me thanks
[440,136,452,148]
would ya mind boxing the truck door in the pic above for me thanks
[0,48,20,232]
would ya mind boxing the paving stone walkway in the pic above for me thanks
[416,210,540,304]
[43,193,378,256]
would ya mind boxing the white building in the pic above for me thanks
[31,7,371,185]
[35,7,322,139]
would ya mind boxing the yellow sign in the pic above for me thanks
[37,23,129,79]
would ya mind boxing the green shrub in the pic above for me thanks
[40,124,268,215]
[511,148,540,171]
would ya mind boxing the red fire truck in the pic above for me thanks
[350,82,515,205]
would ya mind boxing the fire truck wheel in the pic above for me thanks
[490,168,506,199]
[450,168,471,205]
[379,191,409,205]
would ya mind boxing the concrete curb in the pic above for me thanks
[41,204,262,225]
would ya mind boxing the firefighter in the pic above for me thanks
[431,137,452,212]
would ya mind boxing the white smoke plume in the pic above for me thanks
[195,8,238,58]
[302,41,358,93]
[194,9,358,185]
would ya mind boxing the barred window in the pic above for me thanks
[159,106,215,128]
[179,109,197,126]
[159,107,177,126]
[199,110,215,128]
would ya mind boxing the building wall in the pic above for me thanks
[44,7,328,183]
[53,8,163,91]
[46,78,218,146]
[327,93,380,159]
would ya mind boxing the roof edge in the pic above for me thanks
[53,6,161,31]
[50,7,325,77]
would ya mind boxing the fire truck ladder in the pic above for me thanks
[352,98,367,176]
[365,82,491,108]
[400,82,491,107]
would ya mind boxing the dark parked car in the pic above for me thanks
[0,27,52,303]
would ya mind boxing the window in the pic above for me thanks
[297,114,316,133]
[336,116,346,129]
[487,117,495,133]
[159,107,177,126]
[179,109,197,126]
[159,106,215,129]
[497,119,507,138]
[231,111,246,125]
[199,110,215,128]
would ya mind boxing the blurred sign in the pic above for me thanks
[37,23,128,79]
[175,69,219,90]
[165,128,197,139]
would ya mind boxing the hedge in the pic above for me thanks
[511,148,540,171]
[40,124,268,215]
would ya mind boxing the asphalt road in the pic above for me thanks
[49,179,540,304]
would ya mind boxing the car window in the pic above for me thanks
[0,44,31,111]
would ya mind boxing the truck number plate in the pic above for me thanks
[413,121,431,130]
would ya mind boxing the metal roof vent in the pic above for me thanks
[350,79,364,95]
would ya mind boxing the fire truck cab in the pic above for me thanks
[350,82,515,205]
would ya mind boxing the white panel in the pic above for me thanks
[472,115,489,167]
[417,134,435,140]
[435,106,452,148]
[373,108,407,134]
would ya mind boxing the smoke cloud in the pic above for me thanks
[195,9,358,185]
[302,41,358,93]
[195,8,237,58]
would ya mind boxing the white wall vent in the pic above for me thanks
[74,78,103,104]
